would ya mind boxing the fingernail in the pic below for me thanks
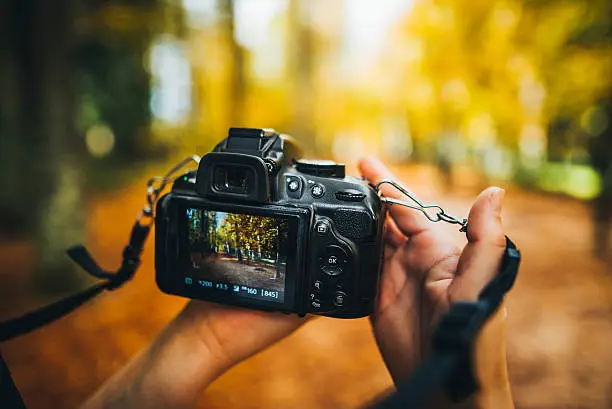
[490,187,505,212]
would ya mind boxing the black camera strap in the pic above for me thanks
[0,156,201,344]
[0,167,520,409]
[0,351,26,409]
[0,221,151,343]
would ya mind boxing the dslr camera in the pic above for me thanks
[155,128,384,318]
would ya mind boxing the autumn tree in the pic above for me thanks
[217,214,287,276]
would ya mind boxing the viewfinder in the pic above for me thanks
[212,165,254,194]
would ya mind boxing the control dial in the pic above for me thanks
[295,159,345,178]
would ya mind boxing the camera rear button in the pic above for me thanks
[286,176,301,192]
[311,299,322,310]
[310,183,325,198]
[333,292,347,307]
[322,266,342,276]
[314,220,330,236]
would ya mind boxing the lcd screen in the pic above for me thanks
[182,208,290,303]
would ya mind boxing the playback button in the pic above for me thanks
[314,220,331,236]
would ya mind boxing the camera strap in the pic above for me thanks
[0,156,200,344]
[373,180,521,408]
[0,221,151,343]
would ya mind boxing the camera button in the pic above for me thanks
[333,291,347,307]
[311,299,322,310]
[286,176,301,192]
[314,220,330,236]
[322,266,342,276]
[310,183,325,198]
[313,280,322,291]
[324,245,349,267]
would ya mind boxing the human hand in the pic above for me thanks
[179,300,309,374]
[82,302,308,409]
[359,157,512,408]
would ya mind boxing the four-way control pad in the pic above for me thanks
[308,217,354,314]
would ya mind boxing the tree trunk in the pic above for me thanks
[33,0,85,292]
[218,0,246,126]
[0,0,86,292]
[234,220,243,263]
[589,98,612,259]
[287,0,315,153]
[274,227,281,279]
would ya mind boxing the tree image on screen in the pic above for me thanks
[186,209,288,292]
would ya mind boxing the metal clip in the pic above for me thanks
[375,179,468,232]
[136,155,201,225]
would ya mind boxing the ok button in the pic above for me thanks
[321,245,349,276]
[325,245,347,266]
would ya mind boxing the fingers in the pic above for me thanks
[449,187,507,302]
[384,215,408,248]
[358,156,430,237]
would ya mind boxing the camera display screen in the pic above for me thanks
[182,208,290,303]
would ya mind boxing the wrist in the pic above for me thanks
[144,303,231,403]
[432,305,514,409]
[472,304,514,409]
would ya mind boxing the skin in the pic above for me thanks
[81,157,514,409]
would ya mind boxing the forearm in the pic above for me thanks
[80,305,227,409]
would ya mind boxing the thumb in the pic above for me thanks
[449,187,506,302]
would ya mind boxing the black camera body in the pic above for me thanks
[155,128,384,318]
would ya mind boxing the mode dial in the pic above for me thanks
[295,159,345,178]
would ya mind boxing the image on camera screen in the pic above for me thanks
[184,208,289,303]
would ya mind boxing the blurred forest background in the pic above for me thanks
[1,0,611,268]
[0,1,611,408]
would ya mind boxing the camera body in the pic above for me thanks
[155,128,384,318]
